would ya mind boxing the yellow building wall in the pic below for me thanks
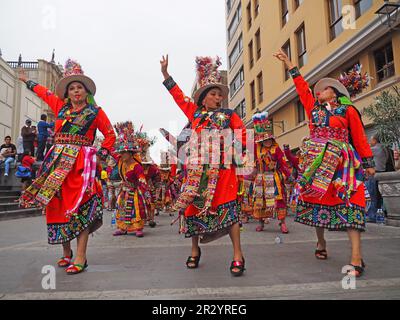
[241,0,400,148]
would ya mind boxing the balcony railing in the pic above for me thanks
[7,61,39,69]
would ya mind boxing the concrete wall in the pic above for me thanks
[0,57,62,143]
[0,59,15,140]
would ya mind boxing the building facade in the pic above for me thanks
[226,0,246,120]
[0,56,62,142]
[240,0,400,149]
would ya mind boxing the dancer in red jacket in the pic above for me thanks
[274,49,375,277]
[161,55,247,276]
[19,59,116,275]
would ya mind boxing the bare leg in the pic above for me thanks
[62,241,72,258]
[316,227,326,250]
[186,236,200,268]
[347,229,362,266]
[74,229,89,266]
[229,222,244,273]
[191,236,200,257]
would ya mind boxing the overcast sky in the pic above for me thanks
[0,0,228,163]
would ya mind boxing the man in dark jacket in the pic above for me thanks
[21,119,36,155]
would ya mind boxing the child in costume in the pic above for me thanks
[157,151,177,216]
[141,153,160,227]
[112,122,151,238]
[252,112,291,234]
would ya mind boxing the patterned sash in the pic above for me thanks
[173,113,232,216]
[20,104,99,211]
[20,144,81,208]
[253,172,275,212]
[299,127,364,202]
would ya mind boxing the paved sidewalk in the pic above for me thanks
[1,212,400,299]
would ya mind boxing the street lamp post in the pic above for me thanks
[375,0,400,30]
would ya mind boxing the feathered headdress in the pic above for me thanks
[135,126,156,150]
[338,63,371,98]
[64,59,84,77]
[252,111,274,143]
[193,56,229,105]
[114,121,141,153]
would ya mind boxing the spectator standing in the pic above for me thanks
[366,135,388,222]
[21,119,36,154]
[0,136,17,177]
[37,114,54,161]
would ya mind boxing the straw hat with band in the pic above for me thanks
[55,59,96,99]
[313,78,350,99]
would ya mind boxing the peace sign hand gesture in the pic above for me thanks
[160,55,170,80]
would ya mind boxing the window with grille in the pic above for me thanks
[257,72,264,103]
[235,99,246,119]
[282,40,292,80]
[255,29,261,60]
[281,0,289,27]
[294,0,304,10]
[228,3,242,42]
[328,0,343,40]
[254,0,260,18]
[226,0,233,14]
[250,81,256,109]
[297,100,306,124]
[247,3,252,29]
[374,43,395,82]
[249,40,254,68]
[229,67,245,97]
[229,34,243,69]
[296,24,307,68]
[354,0,373,19]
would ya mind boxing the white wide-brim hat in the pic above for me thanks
[55,74,96,99]
[314,78,350,99]
[193,84,229,106]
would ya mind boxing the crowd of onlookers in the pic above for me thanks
[0,114,54,189]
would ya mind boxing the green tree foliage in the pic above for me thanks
[362,86,400,148]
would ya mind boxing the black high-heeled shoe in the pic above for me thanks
[230,257,245,277]
[186,247,201,269]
